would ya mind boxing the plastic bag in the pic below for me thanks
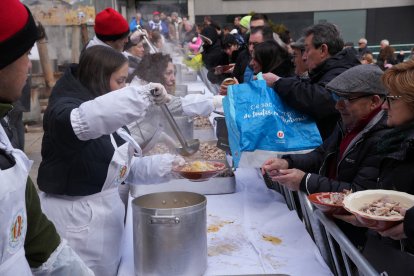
[222,79,322,167]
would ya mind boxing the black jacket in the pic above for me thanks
[203,41,229,85]
[274,48,361,140]
[285,111,390,247]
[285,111,390,194]
[37,65,125,196]
[377,128,414,250]
[232,48,250,83]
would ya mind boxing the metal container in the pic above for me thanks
[132,192,207,276]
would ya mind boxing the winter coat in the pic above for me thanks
[273,47,361,140]
[284,111,390,247]
[377,127,414,251]
[232,48,250,83]
[285,110,389,194]
[362,126,414,275]
[37,65,126,196]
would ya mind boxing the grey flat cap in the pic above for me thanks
[326,64,388,95]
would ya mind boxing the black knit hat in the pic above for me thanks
[0,5,40,69]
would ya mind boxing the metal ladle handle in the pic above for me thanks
[150,89,189,150]
[136,25,158,53]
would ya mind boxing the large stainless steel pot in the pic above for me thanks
[132,192,207,276]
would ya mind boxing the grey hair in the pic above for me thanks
[304,22,344,56]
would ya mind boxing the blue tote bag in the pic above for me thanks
[222,79,322,167]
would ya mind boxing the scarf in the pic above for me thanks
[377,121,414,155]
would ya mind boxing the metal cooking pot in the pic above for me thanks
[132,191,207,276]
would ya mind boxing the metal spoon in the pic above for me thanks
[151,89,200,156]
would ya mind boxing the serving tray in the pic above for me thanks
[129,173,236,197]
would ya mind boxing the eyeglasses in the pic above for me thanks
[382,95,402,106]
[332,93,373,104]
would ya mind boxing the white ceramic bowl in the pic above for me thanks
[343,189,414,231]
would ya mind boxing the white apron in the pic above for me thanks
[40,128,141,276]
[0,126,33,275]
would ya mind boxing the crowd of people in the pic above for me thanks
[1,0,414,275]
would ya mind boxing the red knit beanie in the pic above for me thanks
[94,8,130,42]
[0,0,39,69]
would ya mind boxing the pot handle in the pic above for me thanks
[150,215,180,225]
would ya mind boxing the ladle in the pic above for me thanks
[136,25,158,53]
[151,89,200,156]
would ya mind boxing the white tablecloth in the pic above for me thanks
[118,168,332,276]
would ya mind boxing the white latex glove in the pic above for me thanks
[125,153,180,184]
[213,95,224,109]
[130,29,148,43]
[32,239,94,276]
[172,155,186,167]
[149,83,172,105]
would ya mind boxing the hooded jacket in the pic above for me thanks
[273,48,361,140]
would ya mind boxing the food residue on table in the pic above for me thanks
[207,220,234,233]
[208,242,239,256]
[262,234,282,245]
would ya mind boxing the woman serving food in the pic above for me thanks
[37,45,183,276]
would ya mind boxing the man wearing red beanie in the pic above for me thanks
[86,7,130,51]
[0,0,93,274]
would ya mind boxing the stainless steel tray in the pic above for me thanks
[129,174,235,197]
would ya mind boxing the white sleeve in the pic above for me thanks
[70,84,152,141]
[31,239,94,276]
[181,94,214,116]
[125,154,176,185]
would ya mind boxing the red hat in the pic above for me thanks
[153,11,160,16]
[94,8,129,41]
[0,0,39,69]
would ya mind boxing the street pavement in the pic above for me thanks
[25,130,43,187]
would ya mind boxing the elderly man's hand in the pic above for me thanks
[378,208,407,240]
[271,168,305,191]
[379,223,406,240]
[261,158,289,177]
[261,72,280,87]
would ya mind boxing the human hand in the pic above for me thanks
[333,214,367,227]
[271,168,305,191]
[261,72,280,87]
[149,83,171,105]
[378,208,407,240]
[213,95,224,109]
[261,158,289,176]
[379,223,406,240]
[219,78,238,95]
[172,155,186,167]
[130,29,148,43]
